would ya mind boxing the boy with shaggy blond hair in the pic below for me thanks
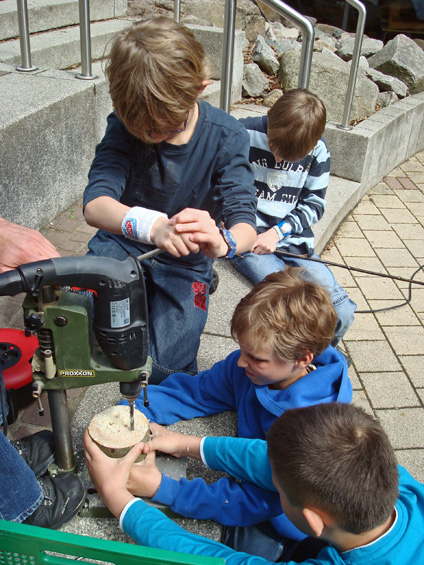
[120,267,352,560]
[83,16,257,383]
[232,89,356,348]
[85,403,423,564]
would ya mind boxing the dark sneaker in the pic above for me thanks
[11,430,56,478]
[23,473,86,529]
[336,345,352,367]
[210,268,220,295]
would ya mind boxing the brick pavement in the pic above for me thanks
[1,151,424,534]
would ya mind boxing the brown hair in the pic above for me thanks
[230,267,337,362]
[105,16,211,142]
[267,89,326,162]
[267,403,399,534]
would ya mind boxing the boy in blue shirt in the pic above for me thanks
[84,402,424,564]
[232,89,357,346]
[83,16,257,383]
[120,267,352,559]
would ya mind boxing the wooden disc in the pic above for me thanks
[88,405,150,460]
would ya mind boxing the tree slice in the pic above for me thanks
[88,405,150,461]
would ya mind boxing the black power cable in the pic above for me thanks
[273,250,424,314]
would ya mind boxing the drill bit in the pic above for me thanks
[129,400,135,431]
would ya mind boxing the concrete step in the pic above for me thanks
[0,17,133,70]
[0,0,128,41]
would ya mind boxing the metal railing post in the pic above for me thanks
[174,0,181,22]
[338,0,367,129]
[220,0,237,112]
[16,0,37,72]
[76,0,97,80]
[220,0,314,112]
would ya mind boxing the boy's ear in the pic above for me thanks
[295,351,314,369]
[302,507,326,538]
[199,79,211,94]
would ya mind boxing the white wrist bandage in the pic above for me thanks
[121,206,168,244]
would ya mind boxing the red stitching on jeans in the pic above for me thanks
[192,281,207,311]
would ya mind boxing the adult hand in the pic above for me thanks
[251,228,280,255]
[0,217,60,273]
[170,209,226,259]
[83,430,139,518]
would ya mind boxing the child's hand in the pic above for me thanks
[150,215,201,257]
[143,423,202,459]
[127,450,162,498]
[83,430,140,518]
[251,228,280,254]
[170,209,226,259]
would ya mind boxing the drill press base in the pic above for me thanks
[78,449,188,518]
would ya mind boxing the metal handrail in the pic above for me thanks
[174,0,181,22]
[338,0,367,129]
[16,0,37,72]
[15,0,97,79]
[76,0,97,80]
[220,0,314,112]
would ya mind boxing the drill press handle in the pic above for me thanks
[0,255,149,371]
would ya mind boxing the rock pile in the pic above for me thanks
[127,0,424,124]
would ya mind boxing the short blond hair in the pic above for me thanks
[231,267,337,361]
[267,89,326,162]
[105,16,211,142]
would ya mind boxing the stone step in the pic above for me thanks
[0,17,133,70]
[0,0,127,41]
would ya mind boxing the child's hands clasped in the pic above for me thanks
[170,209,227,259]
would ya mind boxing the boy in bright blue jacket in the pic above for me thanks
[84,403,424,564]
[120,267,352,560]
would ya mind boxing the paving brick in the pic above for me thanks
[386,167,407,177]
[376,407,424,449]
[352,214,392,231]
[352,199,380,215]
[342,256,387,277]
[369,194,406,209]
[407,172,424,185]
[362,230,404,248]
[343,286,369,311]
[383,176,403,189]
[335,238,376,257]
[50,216,83,233]
[355,275,405,300]
[383,325,424,355]
[404,202,424,218]
[344,340,401,372]
[399,177,418,189]
[400,287,424,312]
[345,310,386,341]
[368,182,394,195]
[352,390,374,415]
[347,364,362,390]
[403,238,424,258]
[400,356,424,388]
[380,207,417,224]
[374,247,418,268]
[370,300,421,326]
[334,221,363,238]
[391,223,424,239]
[394,189,424,203]
[396,449,424,482]
[360,371,421,408]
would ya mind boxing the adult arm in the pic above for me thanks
[0,217,60,273]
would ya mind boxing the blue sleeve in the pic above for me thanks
[203,437,275,491]
[151,474,283,526]
[123,500,321,565]
[83,112,136,208]
[123,499,274,565]
[122,351,240,424]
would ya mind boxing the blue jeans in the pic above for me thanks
[231,252,357,346]
[87,231,213,383]
[0,372,42,522]
[224,524,299,562]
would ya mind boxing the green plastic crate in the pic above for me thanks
[0,520,224,565]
